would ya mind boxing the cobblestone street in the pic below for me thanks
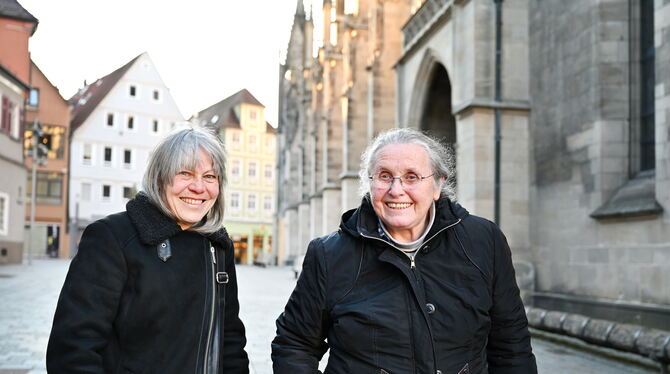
[0,259,659,373]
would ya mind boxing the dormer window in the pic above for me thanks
[129,85,137,97]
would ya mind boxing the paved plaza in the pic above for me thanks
[0,259,659,373]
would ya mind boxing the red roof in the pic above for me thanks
[68,54,142,133]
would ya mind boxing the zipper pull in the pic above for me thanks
[410,254,416,269]
[210,245,216,264]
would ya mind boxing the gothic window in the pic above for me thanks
[639,0,655,172]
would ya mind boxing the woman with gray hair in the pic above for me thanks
[47,126,249,373]
[273,128,536,373]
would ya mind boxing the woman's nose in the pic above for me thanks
[188,178,205,193]
[387,178,405,195]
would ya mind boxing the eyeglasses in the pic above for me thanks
[369,171,434,190]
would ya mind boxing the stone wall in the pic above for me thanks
[529,0,670,305]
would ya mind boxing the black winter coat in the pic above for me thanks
[47,193,249,373]
[272,197,536,374]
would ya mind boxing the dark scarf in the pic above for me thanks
[126,192,229,247]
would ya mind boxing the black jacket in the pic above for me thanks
[47,193,249,373]
[272,197,536,374]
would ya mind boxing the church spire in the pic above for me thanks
[295,0,305,17]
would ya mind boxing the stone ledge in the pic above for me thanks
[591,173,663,219]
[526,306,670,364]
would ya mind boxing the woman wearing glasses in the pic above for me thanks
[272,128,536,374]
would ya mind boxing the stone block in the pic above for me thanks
[542,311,567,331]
[587,248,609,263]
[583,318,615,345]
[525,307,545,327]
[635,328,670,360]
[607,323,643,352]
[629,248,654,263]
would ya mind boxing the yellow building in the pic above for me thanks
[194,89,276,264]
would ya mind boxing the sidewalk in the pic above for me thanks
[0,259,658,373]
[0,259,298,374]
[0,259,65,374]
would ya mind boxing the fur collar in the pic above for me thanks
[126,192,229,247]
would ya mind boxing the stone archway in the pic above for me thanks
[407,51,457,190]
[407,49,456,148]
[419,63,456,147]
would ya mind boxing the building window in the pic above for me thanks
[129,85,136,97]
[248,162,257,178]
[0,191,8,235]
[264,163,273,179]
[123,186,135,199]
[153,119,159,133]
[248,134,257,148]
[153,89,160,101]
[230,192,240,209]
[104,147,112,165]
[265,135,274,151]
[123,149,132,167]
[83,144,92,165]
[81,183,91,201]
[247,194,256,210]
[102,185,111,200]
[1,96,14,134]
[639,0,655,172]
[264,195,272,211]
[249,108,257,121]
[231,159,241,177]
[26,172,63,205]
[107,113,114,127]
[232,132,241,145]
[127,116,134,130]
[27,88,39,107]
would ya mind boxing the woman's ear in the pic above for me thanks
[434,177,445,200]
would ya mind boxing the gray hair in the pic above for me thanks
[142,126,227,234]
[358,127,456,200]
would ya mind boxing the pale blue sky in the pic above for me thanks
[20,0,315,125]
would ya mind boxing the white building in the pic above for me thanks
[68,53,184,239]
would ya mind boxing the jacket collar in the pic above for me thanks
[340,195,468,241]
[126,192,229,247]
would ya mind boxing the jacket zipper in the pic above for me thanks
[202,242,217,374]
[360,218,461,373]
[359,218,461,268]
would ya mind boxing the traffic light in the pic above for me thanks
[38,133,51,157]
[30,120,49,160]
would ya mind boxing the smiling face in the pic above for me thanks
[370,143,441,242]
[165,149,220,230]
